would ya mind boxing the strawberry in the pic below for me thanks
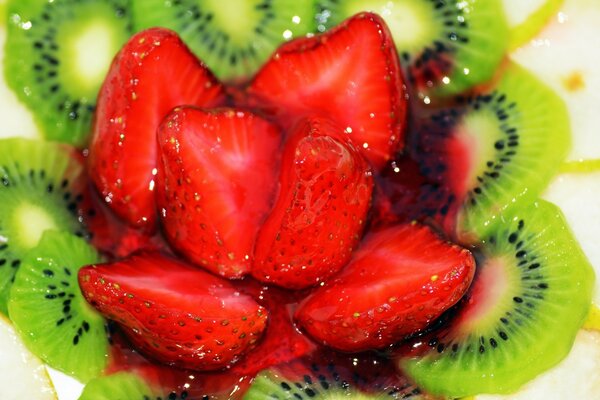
[78,252,268,371]
[88,28,225,231]
[247,12,407,170]
[252,117,373,289]
[295,223,476,352]
[156,107,281,278]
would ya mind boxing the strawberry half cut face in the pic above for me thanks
[247,12,408,170]
[78,252,268,371]
[252,117,374,289]
[295,223,476,352]
[89,28,225,231]
[156,107,282,279]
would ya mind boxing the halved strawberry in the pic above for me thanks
[247,12,407,170]
[295,223,476,352]
[88,28,225,231]
[156,107,281,278]
[252,117,373,289]
[78,252,268,371]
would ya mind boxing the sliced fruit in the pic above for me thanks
[411,62,570,241]
[247,12,407,170]
[503,0,564,50]
[78,252,268,371]
[0,12,40,140]
[252,117,373,289]
[79,372,153,400]
[399,200,595,397]
[245,352,423,399]
[0,138,90,314]
[131,0,316,82]
[157,107,281,278]
[476,330,600,400]
[543,170,600,307]
[8,231,108,383]
[315,0,509,96]
[511,0,600,161]
[88,27,225,231]
[295,223,475,352]
[0,314,56,399]
[4,0,132,146]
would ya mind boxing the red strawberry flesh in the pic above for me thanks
[247,12,407,170]
[78,252,268,371]
[156,107,281,278]
[89,27,225,231]
[252,116,373,289]
[295,223,476,352]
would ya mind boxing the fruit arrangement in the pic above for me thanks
[0,0,598,399]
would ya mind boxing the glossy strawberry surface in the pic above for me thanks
[157,107,281,278]
[89,28,225,231]
[248,12,407,170]
[296,223,476,352]
[79,252,268,371]
[252,117,373,289]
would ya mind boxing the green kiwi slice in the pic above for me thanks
[130,0,316,82]
[315,0,509,95]
[80,372,156,400]
[0,138,90,314]
[8,230,108,383]
[398,200,595,397]
[414,62,570,242]
[80,371,204,399]
[4,0,132,146]
[245,354,423,399]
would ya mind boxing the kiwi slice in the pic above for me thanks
[80,372,153,400]
[0,138,90,314]
[413,62,570,241]
[8,230,108,383]
[80,371,218,399]
[4,0,132,146]
[130,0,316,82]
[245,354,423,399]
[398,200,595,397]
[315,0,509,95]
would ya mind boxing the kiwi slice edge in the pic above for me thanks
[315,0,510,96]
[454,62,570,242]
[4,0,132,146]
[131,0,317,83]
[0,137,89,314]
[399,199,595,397]
[8,230,109,383]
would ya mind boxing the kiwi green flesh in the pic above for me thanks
[8,230,108,383]
[436,62,570,243]
[316,0,509,95]
[244,360,422,400]
[131,0,316,82]
[400,200,595,397]
[80,372,155,400]
[4,0,131,146]
[0,138,88,315]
